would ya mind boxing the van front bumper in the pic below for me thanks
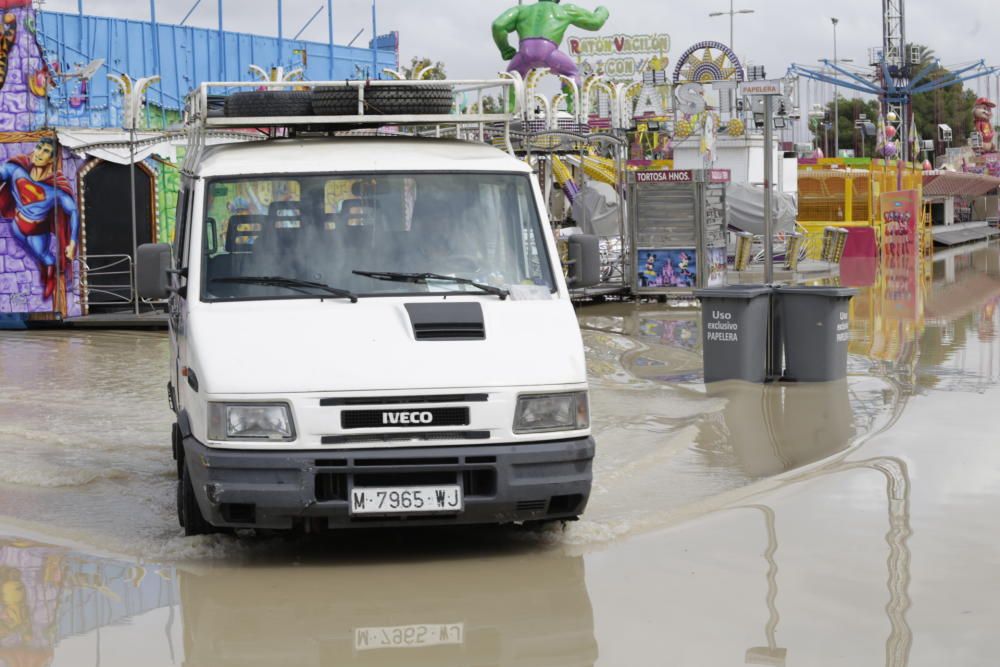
[182,436,595,530]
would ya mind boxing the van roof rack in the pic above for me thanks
[182,79,521,175]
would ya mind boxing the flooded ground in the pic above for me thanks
[1,243,999,665]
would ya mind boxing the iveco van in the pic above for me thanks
[138,80,601,535]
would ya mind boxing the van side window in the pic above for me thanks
[173,185,190,269]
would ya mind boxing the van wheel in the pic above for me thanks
[178,464,215,537]
[223,91,313,117]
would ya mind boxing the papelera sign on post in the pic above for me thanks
[738,79,783,96]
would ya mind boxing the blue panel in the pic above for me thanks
[34,10,399,128]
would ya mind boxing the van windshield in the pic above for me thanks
[200,173,555,301]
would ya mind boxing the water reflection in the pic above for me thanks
[178,552,596,667]
[702,381,855,477]
[726,455,912,666]
[0,537,177,666]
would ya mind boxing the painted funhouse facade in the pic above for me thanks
[0,0,398,321]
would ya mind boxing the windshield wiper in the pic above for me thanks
[353,270,509,301]
[211,276,359,303]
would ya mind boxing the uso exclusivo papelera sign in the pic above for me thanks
[633,170,731,184]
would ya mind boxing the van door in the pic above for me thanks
[170,178,193,416]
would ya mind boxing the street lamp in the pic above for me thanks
[816,55,853,156]
[831,18,840,154]
[709,1,755,53]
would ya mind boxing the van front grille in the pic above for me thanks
[341,407,470,430]
[321,431,490,445]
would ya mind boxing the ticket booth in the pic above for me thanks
[629,169,730,295]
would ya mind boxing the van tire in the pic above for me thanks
[312,84,454,116]
[172,423,183,480]
[223,91,313,117]
[178,464,215,536]
[311,87,362,116]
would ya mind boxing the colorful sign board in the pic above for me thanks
[880,190,920,318]
[568,33,671,57]
[637,249,698,288]
[881,190,920,258]
[568,32,671,83]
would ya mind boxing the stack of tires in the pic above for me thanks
[222,84,455,118]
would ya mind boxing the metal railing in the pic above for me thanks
[83,254,134,307]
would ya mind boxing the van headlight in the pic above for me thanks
[513,392,589,434]
[208,403,295,441]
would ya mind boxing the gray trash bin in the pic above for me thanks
[776,286,858,382]
[694,285,772,383]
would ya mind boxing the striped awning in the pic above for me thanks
[923,171,1000,198]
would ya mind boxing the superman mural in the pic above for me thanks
[0,138,79,302]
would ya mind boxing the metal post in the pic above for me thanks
[218,0,225,78]
[832,17,839,157]
[764,95,780,380]
[371,0,377,78]
[764,95,774,284]
[129,121,139,315]
[327,0,335,79]
[77,0,84,53]
[150,0,159,128]
[729,0,734,52]
[277,0,283,67]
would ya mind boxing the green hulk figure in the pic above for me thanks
[493,0,609,112]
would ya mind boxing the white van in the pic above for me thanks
[138,80,601,535]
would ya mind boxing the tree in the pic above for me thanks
[812,97,882,157]
[400,56,447,81]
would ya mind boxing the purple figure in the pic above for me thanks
[492,1,610,89]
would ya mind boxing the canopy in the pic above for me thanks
[726,182,797,236]
[923,171,1000,198]
[57,129,179,165]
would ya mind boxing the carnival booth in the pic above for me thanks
[797,158,928,260]
[629,169,729,294]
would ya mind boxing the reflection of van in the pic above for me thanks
[179,554,597,666]
[138,81,601,534]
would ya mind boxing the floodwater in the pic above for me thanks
[2,243,1000,665]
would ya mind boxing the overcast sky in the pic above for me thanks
[40,0,1000,101]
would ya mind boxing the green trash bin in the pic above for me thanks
[776,286,858,382]
[695,285,773,384]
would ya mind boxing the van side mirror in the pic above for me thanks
[566,234,601,289]
[137,243,173,300]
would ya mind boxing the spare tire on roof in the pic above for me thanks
[312,84,454,116]
[310,87,363,116]
[223,91,313,117]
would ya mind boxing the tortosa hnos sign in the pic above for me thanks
[635,171,693,183]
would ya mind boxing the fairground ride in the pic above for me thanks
[789,0,998,162]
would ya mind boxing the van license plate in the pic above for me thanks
[354,623,464,651]
[350,486,463,515]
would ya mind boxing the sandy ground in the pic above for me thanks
[0,244,998,665]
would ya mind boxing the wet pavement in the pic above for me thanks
[1,243,999,665]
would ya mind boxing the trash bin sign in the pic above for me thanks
[695,285,772,383]
[777,286,858,382]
